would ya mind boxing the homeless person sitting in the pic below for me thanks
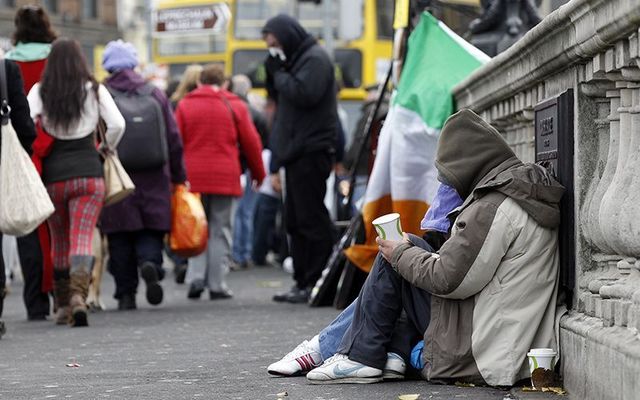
[267,109,565,386]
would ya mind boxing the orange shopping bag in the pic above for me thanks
[170,184,208,258]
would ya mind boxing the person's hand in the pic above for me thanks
[264,55,284,77]
[270,173,282,193]
[376,233,410,263]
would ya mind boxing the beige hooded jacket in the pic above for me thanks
[390,109,565,386]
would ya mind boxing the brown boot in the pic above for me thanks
[69,256,94,327]
[53,270,71,325]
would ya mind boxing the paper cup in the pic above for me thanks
[527,348,557,373]
[373,213,403,241]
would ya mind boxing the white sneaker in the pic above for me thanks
[306,354,383,384]
[383,352,406,380]
[268,340,322,376]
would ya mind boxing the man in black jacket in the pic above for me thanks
[0,58,38,337]
[262,14,336,303]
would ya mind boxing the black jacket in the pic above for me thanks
[3,60,35,154]
[263,15,337,172]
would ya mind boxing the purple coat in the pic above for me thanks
[100,70,187,234]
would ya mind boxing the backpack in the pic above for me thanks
[107,84,168,171]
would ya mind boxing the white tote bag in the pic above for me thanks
[0,121,55,236]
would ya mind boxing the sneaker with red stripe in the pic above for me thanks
[268,340,322,376]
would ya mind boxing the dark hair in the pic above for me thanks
[12,5,57,45]
[200,63,225,86]
[40,39,97,134]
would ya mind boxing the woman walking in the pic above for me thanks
[175,64,265,300]
[27,39,125,327]
[99,40,187,310]
[4,4,57,321]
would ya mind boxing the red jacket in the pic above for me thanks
[175,86,265,196]
[15,59,47,93]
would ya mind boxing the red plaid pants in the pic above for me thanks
[46,178,105,269]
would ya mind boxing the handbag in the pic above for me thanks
[0,58,55,236]
[96,118,135,206]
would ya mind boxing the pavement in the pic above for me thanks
[0,265,523,400]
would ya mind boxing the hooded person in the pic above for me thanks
[99,40,187,311]
[262,15,338,303]
[305,109,565,387]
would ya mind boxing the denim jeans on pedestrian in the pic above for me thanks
[251,193,280,265]
[232,173,258,264]
[318,300,356,361]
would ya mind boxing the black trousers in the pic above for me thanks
[107,229,164,299]
[337,235,432,370]
[0,231,50,319]
[285,151,335,290]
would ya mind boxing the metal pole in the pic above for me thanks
[323,0,334,60]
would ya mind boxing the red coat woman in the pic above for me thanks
[175,64,265,299]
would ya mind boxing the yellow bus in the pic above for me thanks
[152,0,393,101]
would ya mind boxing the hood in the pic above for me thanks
[6,42,51,62]
[262,14,312,59]
[437,109,565,228]
[435,109,518,199]
[474,161,565,228]
[106,69,147,93]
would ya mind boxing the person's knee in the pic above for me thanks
[407,234,434,252]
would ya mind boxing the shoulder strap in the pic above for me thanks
[0,59,10,125]
[218,93,239,135]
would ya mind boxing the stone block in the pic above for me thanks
[602,299,615,326]
[614,301,630,326]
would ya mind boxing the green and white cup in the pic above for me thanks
[373,213,403,241]
[527,348,557,374]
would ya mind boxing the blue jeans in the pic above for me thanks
[251,193,280,265]
[318,300,356,361]
[232,173,258,263]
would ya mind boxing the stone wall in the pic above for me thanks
[453,1,640,398]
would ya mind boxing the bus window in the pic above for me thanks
[232,49,269,88]
[157,34,226,56]
[376,0,394,39]
[233,0,360,41]
[335,49,362,88]
[234,0,289,40]
[233,48,361,90]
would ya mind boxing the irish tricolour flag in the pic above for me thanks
[344,12,490,272]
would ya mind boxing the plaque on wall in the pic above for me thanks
[535,89,575,301]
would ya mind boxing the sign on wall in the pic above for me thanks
[535,89,575,301]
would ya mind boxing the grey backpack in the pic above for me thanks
[107,84,168,171]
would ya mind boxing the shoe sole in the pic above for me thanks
[382,371,405,380]
[307,376,383,384]
[141,265,163,306]
[267,370,307,377]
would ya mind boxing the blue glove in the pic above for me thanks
[410,340,425,370]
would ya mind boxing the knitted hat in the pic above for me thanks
[102,40,138,73]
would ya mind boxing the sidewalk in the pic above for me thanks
[1,266,513,399]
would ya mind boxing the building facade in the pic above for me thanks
[453,0,640,398]
[0,0,119,71]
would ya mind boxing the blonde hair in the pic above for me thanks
[171,64,203,103]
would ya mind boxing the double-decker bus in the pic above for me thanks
[152,0,394,102]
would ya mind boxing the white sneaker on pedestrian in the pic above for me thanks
[268,339,322,376]
[306,354,383,384]
[383,352,406,380]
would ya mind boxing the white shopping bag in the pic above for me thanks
[0,120,54,236]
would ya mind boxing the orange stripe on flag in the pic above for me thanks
[345,197,429,273]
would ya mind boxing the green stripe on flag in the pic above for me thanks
[394,12,488,130]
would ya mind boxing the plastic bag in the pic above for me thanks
[169,184,208,258]
[0,120,54,236]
